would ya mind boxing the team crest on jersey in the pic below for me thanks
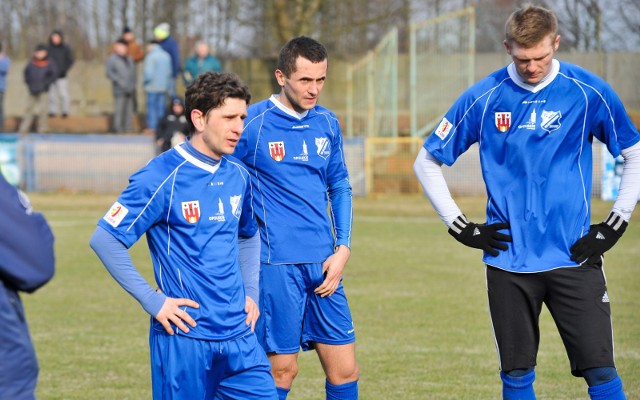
[435,117,453,140]
[540,110,562,132]
[103,201,128,227]
[269,141,285,162]
[230,195,242,219]
[495,112,511,132]
[182,201,200,223]
[315,137,330,159]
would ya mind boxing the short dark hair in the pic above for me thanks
[277,36,328,78]
[185,72,251,134]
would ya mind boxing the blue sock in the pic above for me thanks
[501,369,536,400]
[588,376,626,400]
[276,386,290,400]
[326,380,358,400]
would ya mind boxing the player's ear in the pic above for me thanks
[503,40,511,55]
[191,109,206,131]
[275,69,286,87]
[553,35,560,51]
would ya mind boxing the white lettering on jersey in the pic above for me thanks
[435,117,453,139]
[518,109,537,130]
[103,201,129,227]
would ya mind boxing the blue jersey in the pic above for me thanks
[425,60,640,272]
[234,96,351,264]
[98,143,257,340]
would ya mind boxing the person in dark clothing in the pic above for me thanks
[155,96,189,153]
[0,170,55,400]
[105,39,137,133]
[18,44,58,133]
[47,29,74,117]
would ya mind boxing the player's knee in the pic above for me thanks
[581,367,618,387]
[327,361,359,385]
[271,361,299,387]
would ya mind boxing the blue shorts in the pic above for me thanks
[256,263,356,353]
[149,330,277,400]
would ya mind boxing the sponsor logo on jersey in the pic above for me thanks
[269,141,285,162]
[495,112,511,132]
[435,117,453,140]
[293,140,309,162]
[182,200,200,223]
[518,109,537,130]
[230,195,242,219]
[103,201,129,227]
[540,110,561,132]
[209,198,226,222]
[315,137,330,159]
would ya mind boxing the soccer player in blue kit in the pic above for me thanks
[414,5,640,400]
[90,72,277,400]
[233,36,359,400]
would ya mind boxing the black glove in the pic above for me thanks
[570,212,628,264]
[448,215,512,256]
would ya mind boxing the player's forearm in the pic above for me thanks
[413,147,463,227]
[611,141,640,221]
[328,177,353,248]
[89,226,166,316]
[238,232,260,305]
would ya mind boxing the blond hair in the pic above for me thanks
[505,4,558,48]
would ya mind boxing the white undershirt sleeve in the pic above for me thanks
[413,147,463,227]
[611,141,640,221]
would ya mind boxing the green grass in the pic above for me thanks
[22,193,639,399]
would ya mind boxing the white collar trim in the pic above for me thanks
[507,59,560,93]
[175,144,221,174]
[269,94,309,119]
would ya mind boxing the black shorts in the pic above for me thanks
[486,262,616,376]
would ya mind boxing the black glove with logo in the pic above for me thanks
[447,215,512,256]
[570,212,628,264]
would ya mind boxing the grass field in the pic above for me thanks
[22,193,639,399]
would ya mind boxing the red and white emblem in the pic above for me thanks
[182,201,200,223]
[495,112,511,132]
[269,141,285,162]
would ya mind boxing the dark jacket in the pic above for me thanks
[105,53,137,96]
[156,108,189,152]
[24,58,58,96]
[47,32,74,78]
[0,172,55,398]
[158,36,180,77]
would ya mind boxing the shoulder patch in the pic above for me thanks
[435,118,453,140]
[103,201,129,228]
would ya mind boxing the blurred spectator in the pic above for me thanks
[105,39,137,133]
[111,26,145,118]
[182,41,222,87]
[143,40,172,133]
[18,44,58,134]
[153,22,180,98]
[155,96,188,153]
[0,169,55,399]
[46,29,74,118]
[0,43,10,131]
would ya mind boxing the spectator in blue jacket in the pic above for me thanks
[182,41,222,87]
[143,40,172,133]
[18,44,58,133]
[0,170,55,399]
[153,22,180,98]
[0,43,10,130]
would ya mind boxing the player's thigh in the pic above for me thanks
[149,329,224,400]
[302,263,356,351]
[216,333,278,400]
[545,263,615,374]
[486,265,546,371]
[257,263,307,353]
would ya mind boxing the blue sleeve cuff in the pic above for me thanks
[328,178,353,248]
[89,226,166,316]
[238,232,260,305]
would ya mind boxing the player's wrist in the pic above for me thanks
[602,212,628,237]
